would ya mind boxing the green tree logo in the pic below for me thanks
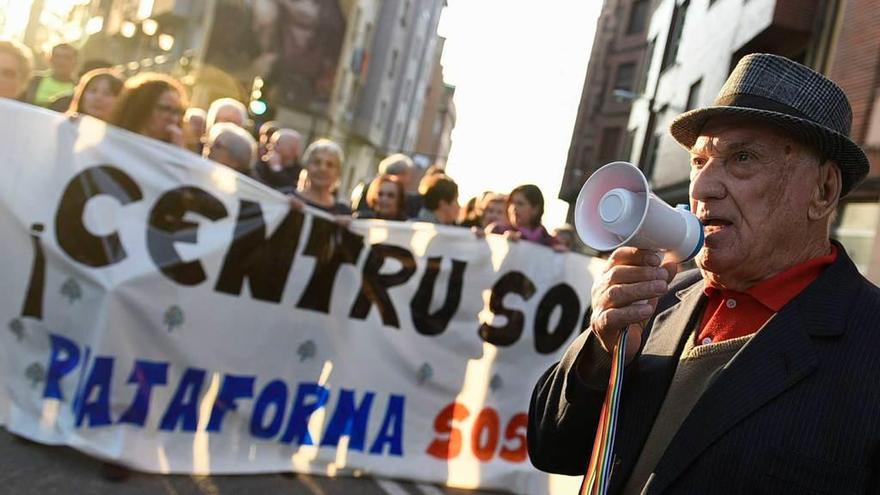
[8,318,24,342]
[417,363,433,386]
[163,305,185,332]
[25,362,46,389]
[60,278,82,304]
[490,373,504,393]
[297,340,317,362]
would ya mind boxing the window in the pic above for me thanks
[376,101,387,128]
[622,129,636,162]
[643,134,661,179]
[686,78,702,110]
[834,202,880,275]
[661,0,689,72]
[626,0,649,35]
[388,50,399,78]
[637,39,655,94]
[613,62,637,93]
[401,1,410,27]
[597,127,623,164]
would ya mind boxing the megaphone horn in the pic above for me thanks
[574,161,703,263]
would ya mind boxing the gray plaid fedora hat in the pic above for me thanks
[670,53,869,196]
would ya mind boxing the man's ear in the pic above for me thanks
[809,161,841,221]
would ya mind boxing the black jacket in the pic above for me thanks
[528,244,880,494]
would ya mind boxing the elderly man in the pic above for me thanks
[528,54,879,493]
[183,107,207,154]
[206,97,248,130]
[203,123,258,174]
[252,128,302,194]
[0,39,32,100]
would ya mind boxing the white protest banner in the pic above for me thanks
[0,101,598,494]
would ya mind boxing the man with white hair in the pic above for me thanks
[203,122,257,174]
[206,97,248,130]
[183,107,207,154]
[252,128,302,194]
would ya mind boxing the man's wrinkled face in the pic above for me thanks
[689,120,820,284]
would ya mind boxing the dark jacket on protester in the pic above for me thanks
[353,209,407,221]
[528,242,880,494]
[291,190,351,216]
[251,160,301,195]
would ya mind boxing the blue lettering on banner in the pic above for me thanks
[321,389,375,451]
[43,333,80,400]
[38,334,408,457]
[250,380,289,439]
[280,383,330,445]
[118,360,168,426]
[74,357,114,427]
[207,374,255,432]
[159,368,207,432]
[369,395,406,456]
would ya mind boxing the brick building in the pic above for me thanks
[825,0,880,279]
[557,0,652,220]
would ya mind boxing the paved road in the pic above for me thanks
[0,430,506,495]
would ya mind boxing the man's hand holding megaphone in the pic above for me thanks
[574,162,704,362]
[589,248,678,363]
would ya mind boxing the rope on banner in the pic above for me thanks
[580,329,628,495]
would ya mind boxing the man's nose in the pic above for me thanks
[689,158,726,202]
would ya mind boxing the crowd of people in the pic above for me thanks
[0,39,577,252]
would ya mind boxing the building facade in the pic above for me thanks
[412,36,456,172]
[345,0,446,194]
[558,0,652,220]
[627,0,831,206]
[624,0,879,282]
[824,0,880,280]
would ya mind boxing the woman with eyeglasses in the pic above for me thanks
[66,68,124,121]
[109,72,188,147]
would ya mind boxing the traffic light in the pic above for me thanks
[249,77,273,118]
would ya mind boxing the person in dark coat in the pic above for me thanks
[528,54,880,494]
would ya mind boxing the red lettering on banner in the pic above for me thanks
[498,413,528,463]
[426,402,470,459]
[471,408,500,462]
[427,402,528,463]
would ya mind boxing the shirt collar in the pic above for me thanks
[704,245,838,312]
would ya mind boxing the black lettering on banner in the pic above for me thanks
[296,216,365,313]
[410,257,467,336]
[215,200,304,302]
[54,165,143,267]
[349,244,417,328]
[21,224,46,318]
[478,271,536,346]
[147,186,228,286]
[533,283,580,354]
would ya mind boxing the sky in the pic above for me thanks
[437,0,602,229]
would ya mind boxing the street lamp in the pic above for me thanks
[120,21,136,38]
[158,33,174,51]
[142,18,158,36]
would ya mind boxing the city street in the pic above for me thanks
[0,430,505,495]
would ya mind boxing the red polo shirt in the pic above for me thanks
[696,246,838,345]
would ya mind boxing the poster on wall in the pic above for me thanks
[204,0,347,114]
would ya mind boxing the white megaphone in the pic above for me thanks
[574,161,704,263]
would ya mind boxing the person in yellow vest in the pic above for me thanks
[25,43,78,109]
